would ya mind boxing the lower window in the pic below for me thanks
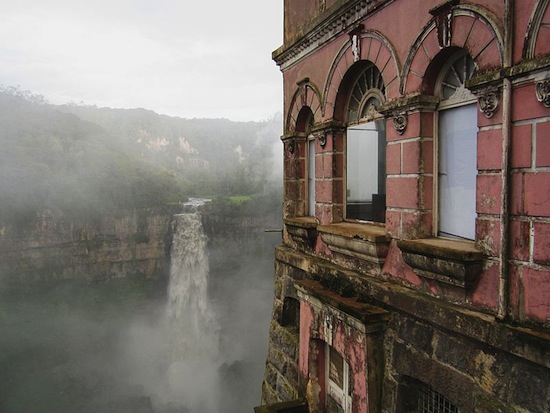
[326,345,352,413]
[400,376,461,413]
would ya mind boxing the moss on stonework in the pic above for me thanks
[320,275,355,297]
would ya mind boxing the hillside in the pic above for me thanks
[0,87,282,223]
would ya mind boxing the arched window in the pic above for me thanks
[436,51,477,240]
[346,62,386,222]
[296,107,316,218]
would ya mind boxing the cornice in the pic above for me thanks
[272,0,392,70]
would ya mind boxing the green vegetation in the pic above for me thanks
[0,86,282,223]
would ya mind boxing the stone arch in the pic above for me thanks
[523,0,550,59]
[286,81,323,134]
[323,31,401,121]
[401,5,504,95]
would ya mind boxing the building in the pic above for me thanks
[257,1,550,412]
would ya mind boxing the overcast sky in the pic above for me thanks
[0,0,283,122]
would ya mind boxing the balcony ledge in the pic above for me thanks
[284,216,318,248]
[254,399,308,413]
[317,222,391,264]
[398,238,484,289]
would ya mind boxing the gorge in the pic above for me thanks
[0,86,282,412]
[0,201,280,413]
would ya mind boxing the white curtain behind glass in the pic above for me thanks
[347,123,378,203]
[308,139,316,216]
[439,103,477,239]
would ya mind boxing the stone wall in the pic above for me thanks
[261,246,550,412]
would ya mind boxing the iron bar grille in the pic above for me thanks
[417,382,460,413]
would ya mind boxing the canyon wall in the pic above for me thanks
[0,205,180,288]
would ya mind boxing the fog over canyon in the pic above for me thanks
[0,87,282,412]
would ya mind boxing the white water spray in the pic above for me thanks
[164,212,221,413]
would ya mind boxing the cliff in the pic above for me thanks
[0,205,180,288]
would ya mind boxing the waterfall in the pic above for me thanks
[164,211,221,413]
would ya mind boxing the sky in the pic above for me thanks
[0,0,283,122]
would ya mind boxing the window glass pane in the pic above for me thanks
[346,122,386,222]
[328,347,344,389]
[439,104,477,239]
[308,139,315,216]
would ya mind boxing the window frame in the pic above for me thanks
[433,51,478,240]
[325,343,352,413]
[344,63,387,224]
[307,134,316,217]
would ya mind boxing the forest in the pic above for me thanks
[0,85,282,225]
[0,86,283,413]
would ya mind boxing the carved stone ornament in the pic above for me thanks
[351,33,361,62]
[300,84,308,107]
[430,0,458,48]
[392,113,408,135]
[437,10,453,48]
[478,91,499,118]
[318,132,327,148]
[287,140,295,154]
[535,80,550,108]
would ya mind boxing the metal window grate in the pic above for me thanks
[417,382,460,413]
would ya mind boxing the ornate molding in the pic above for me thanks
[318,131,327,148]
[273,0,390,69]
[535,80,550,108]
[429,0,458,48]
[378,95,439,116]
[478,91,499,118]
[348,24,365,62]
[392,113,408,135]
[297,78,310,107]
[287,140,295,154]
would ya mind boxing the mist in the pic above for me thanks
[0,87,282,412]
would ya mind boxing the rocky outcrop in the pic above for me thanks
[0,206,180,287]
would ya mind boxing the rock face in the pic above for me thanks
[0,205,180,286]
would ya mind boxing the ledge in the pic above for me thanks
[284,217,318,249]
[296,279,389,331]
[275,245,550,369]
[317,223,391,264]
[398,238,484,289]
[255,399,308,413]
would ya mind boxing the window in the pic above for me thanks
[346,63,386,222]
[417,382,460,413]
[326,344,352,413]
[280,297,300,330]
[399,376,461,413]
[436,52,477,240]
[308,135,316,216]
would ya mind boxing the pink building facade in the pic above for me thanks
[258,1,550,412]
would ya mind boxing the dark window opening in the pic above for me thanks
[399,377,460,413]
[280,297,300,330]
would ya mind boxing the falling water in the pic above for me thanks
[164,211,221,413]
